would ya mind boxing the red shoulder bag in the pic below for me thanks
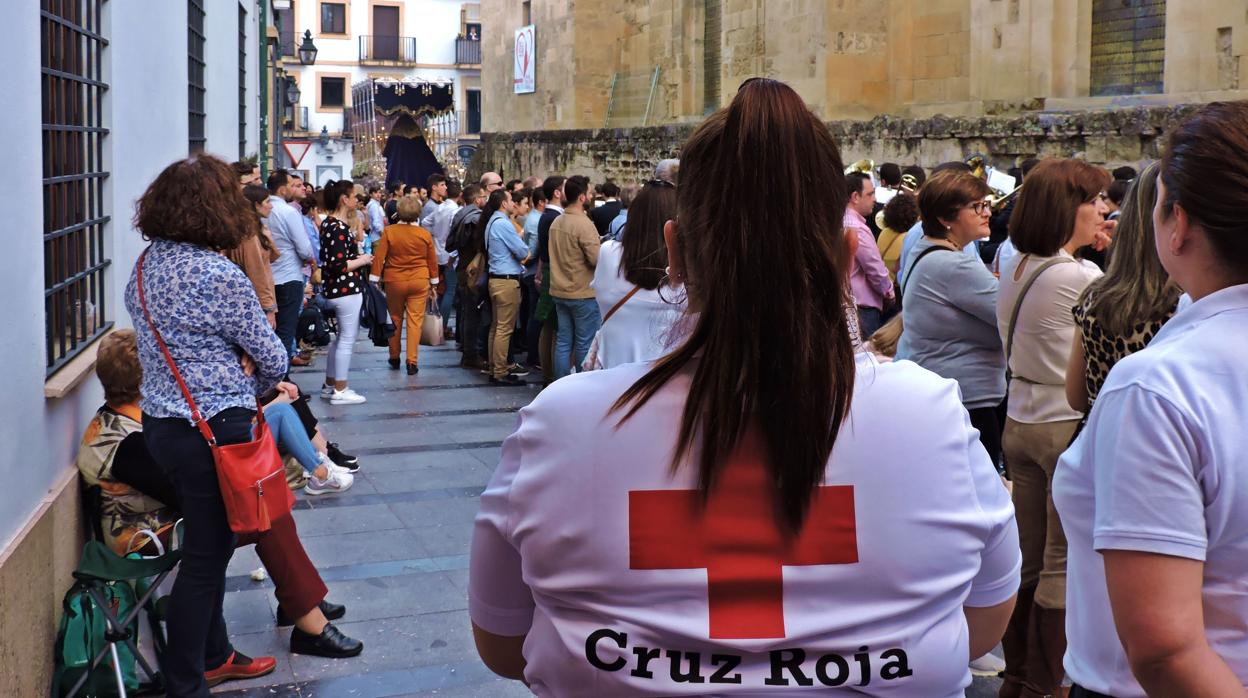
[137,249,294,535]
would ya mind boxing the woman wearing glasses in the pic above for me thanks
[994,158,1111,698]
[896,170,1004,464]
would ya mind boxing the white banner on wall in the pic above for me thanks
[514,25,536,94]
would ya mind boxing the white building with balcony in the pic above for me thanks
[272,0,483,186]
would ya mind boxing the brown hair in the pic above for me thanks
[867,315,902,358]
[1009,159,1111,256]
[1160,101,1248,269]
[96,330,142,406]
[918,171,990,238]
[396,196,423,223]
[618,181,675,290]
[882,192,919,234]
[1081,163,1180,336]
[613,79,855,533]
[134,155,257,251]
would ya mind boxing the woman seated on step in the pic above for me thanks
[75,329,364,682]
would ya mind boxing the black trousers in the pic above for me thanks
[967,402,1005,472]
[1070,686,1113,698]
[143,407,254,698]
[274,280,304,359]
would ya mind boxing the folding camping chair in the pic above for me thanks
[59,512,181,698]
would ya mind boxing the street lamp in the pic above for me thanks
[319,126,330,148]
[298,30,318,65]
[286,76,301,105]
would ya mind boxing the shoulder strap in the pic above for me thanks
[136,249,218,445]
[1005,255,1077,383]
[900,244,954,300]
[603,286,642,325]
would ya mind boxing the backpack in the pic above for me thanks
[53,581,139,697]
[297,304,331,347]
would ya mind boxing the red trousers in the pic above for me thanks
[237,514,326,620]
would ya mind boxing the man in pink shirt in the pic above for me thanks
[845,172,894,336]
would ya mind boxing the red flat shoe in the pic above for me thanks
[204,650,277,687]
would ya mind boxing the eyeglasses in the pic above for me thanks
[965,201,992,215]
[486,180,503,187]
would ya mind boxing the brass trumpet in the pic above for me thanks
[845,159,875,177]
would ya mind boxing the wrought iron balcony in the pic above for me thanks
[359,35,416,65]
[456,37,481,66]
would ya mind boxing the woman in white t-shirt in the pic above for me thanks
[1055,102,1248,698]
[993,158,1110,698]
[468,78,1020,697]
[589,179,685,370]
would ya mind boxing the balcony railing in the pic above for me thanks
[359,35,416,65]
[283,106,309,132]
[456,37,481,65]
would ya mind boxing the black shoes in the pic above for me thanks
[326,443,359,472]
[276,599,346,627]
[388,357,400,370]
[406,363,419,375]
[489,374,524,386]
[290,623,363,658]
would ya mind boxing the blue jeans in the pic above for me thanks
[857,305,883,339]
[263,402,319,474]
[553,297,602,379]
[439,265,457,324]
[274,280,305,359]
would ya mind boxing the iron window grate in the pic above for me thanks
[188,0,206,153]
[41,0,113,374]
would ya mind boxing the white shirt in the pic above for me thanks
[428,199,461,266]
[469,354,1020,696]
[589,241,684,370]
[995,250,1102,423]
[1054,284,1248,697]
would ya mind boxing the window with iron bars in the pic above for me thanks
[188,0,206,153]
[41,0,112,374]
[239,5,247,158]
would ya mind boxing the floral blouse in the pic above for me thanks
[124,239,287,422]
[320,215,365,299]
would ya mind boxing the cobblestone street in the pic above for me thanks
[209,342,1003,697]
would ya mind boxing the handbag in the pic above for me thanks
[582,285,643,372]
[137,249,293,536]
[421,291,445,346]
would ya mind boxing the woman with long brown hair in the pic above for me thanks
[587,178,684,369]
[229,184,281,328]
[468,79,1018,695]
[370,196,439,375]
[1056,101,1248,698]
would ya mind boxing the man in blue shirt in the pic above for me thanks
[266,169,316,363]
[486,198,530,385]
[608,183,636,240]
[521,187,546,368]
[365,186,386,250]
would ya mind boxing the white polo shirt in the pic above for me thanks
[1054,284,1248,697]
[470,354,1020,696]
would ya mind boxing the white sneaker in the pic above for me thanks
[319,452,353,477]
[320,384,335,399]
[969,651,1006,677]
[303,469,353,496]
[329,387,366,405]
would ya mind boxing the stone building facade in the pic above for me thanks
[474,0,1248,181]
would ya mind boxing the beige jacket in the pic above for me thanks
[548,210,600,299]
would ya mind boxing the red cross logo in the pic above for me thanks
[629,432,857,640]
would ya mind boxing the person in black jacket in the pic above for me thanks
[589,180,621,238]
[449,185,487,367]
[531,175,566,383]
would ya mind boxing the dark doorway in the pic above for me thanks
[373,5,400,60]
[466,89,481,134]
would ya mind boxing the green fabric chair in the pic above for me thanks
[60,540,181,698]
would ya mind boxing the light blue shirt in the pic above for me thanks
[366,199,386,242]
[486,211,528,276]
[608,209,628,240]
[522,208,542,275]
[897,221,981,288]
[268,195,315,285]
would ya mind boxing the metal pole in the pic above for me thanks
[274,69,284,172]
[259,0,269,178]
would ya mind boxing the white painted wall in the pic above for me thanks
[0,0,267,550]
[204,0,244,160]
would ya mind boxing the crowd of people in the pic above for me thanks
[71,79,1248,697]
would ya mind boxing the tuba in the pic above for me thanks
[844,159,875,177]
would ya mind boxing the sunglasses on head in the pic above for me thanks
[646,179,675,189]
